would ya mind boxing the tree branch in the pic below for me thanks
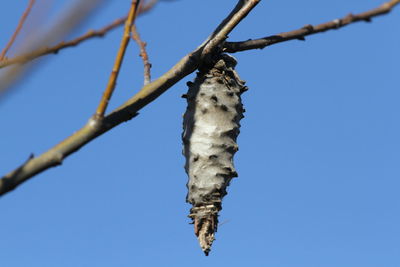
[0,0,260,197]
[131,25,152,85]
[0,0,158,69]
[0,0,35,60]
[224,0,400,53]
[95,0,141,118]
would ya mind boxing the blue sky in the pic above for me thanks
[1,0,399,266]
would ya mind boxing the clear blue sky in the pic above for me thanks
[1,0,399,266]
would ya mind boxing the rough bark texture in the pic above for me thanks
[182,54,247,255]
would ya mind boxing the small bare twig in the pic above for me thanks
[0,0,158,69]
[0,0,35,60]
[0,0,260,196]
[224,0,400,53]
[131,25,152,85]
[95,0,141,118]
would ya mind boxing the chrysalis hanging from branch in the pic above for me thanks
[182,54,247,255]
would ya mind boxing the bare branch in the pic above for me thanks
[0,0,260,197]
[95,0,141,118]
[131,25,152,85]
[0,0,158,69]
[0,0,35,60]
[224,0,400,53]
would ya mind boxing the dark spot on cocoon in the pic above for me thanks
[181,94,188,98]
[226,91,234,97]
[219,143,228,149]
[237,113,245,119]
[203,194,213,202]
[193,156,199,162]
[225,69,233,75]
[223,167,233,172]
[220,104,228,111]
[226,145,238,153]
[201,108,208,114]
[216,172,228,178]
[210,95,218,102]
[222,128,239,138]
[216,78,224,84]
[200,92,205,96]
[209,155,218,159]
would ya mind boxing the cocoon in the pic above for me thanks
[182,54,247,255]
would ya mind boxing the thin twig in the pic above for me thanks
[224,0,400,53]
[131,25,151,85]
[0,0,158,69]
[0,0,260,197]
[0,0,35,60]
[95,0,141,118]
